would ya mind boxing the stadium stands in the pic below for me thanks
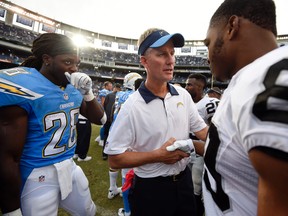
[0,1,287,92]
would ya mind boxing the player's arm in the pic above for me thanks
[0,106,27,214]
[249,148,288,216]
[194,126,208,141]
[193,126,209,154]
[100,96,105,106]
[65,72,106,125]
[108,138,190,169]
[80,99,106,125]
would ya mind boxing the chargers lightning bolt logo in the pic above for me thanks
[0,78,43,99]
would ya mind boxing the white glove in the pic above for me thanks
[166,139,194,153]
[65,72,94,101]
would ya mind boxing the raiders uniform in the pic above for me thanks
[203,46,288,215]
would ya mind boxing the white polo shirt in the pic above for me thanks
[104,83,207,178]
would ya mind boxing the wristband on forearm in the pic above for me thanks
[83,89,95,102]
[100,113,107,125]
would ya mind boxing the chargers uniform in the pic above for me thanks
[113,89,134,121]
[98,87,111,104]
[203,46,288,215]
[0,67,96,215]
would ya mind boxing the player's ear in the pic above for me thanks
[227,15,239,40]
[42,54,52,66]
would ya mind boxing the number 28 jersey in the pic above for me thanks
[0,67,83,187]
[202,46,288,216]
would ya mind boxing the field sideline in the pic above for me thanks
[58,124,123,216]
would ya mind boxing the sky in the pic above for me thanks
[9,0,287,40]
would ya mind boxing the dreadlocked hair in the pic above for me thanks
[21,56,42,70]
[21,33,77,70]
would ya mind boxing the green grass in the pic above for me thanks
[58,124,123,216]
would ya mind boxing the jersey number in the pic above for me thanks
[206,100,219,115]
[252,59,288,124]
[43,109,79,157]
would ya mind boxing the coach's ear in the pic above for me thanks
[140,55,147,68]
[227,15,240,40]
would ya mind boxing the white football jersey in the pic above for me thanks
[196,96,220,124]
[203,45,288,216]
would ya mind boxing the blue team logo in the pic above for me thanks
[0,78,43,99]
[63,93,69,100]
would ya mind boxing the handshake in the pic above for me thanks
[166,139,194,153]
[166,139,197,162]
[65,72,94,101]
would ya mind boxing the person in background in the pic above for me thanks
[104,28,208,216]
[102,83,123,160]
[185,73,220,216]
[0,33,106,216]
[202,0,288,215]
[206,86,222,99]
[95,81,113,147]
[98,81,113,106]
[107,73,143,216]
[73,114,92,162]
[106,72,143,202]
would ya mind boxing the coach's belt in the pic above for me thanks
[136,168,187,182]
[165,169,186,181]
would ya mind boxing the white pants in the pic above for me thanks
[191,155,204,195]
[21,159,96,216]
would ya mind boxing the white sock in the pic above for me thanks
[109,170,119,190]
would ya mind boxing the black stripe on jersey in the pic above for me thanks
[252,58,288,124]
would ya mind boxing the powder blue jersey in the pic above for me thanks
[113,89,134,120]
[98,88,111,103]
[0,67,83,187]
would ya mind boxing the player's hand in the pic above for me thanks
[166,139,194,153]
[65,72,94,101]
[157,138,189,164]
[65,72,92,95]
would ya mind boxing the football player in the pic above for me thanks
[202,0,288,215]
[0,33,106,216]
[185,73,220,216]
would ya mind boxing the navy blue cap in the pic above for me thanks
[138,30,185,55]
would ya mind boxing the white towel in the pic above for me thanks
[54,159,73,200]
